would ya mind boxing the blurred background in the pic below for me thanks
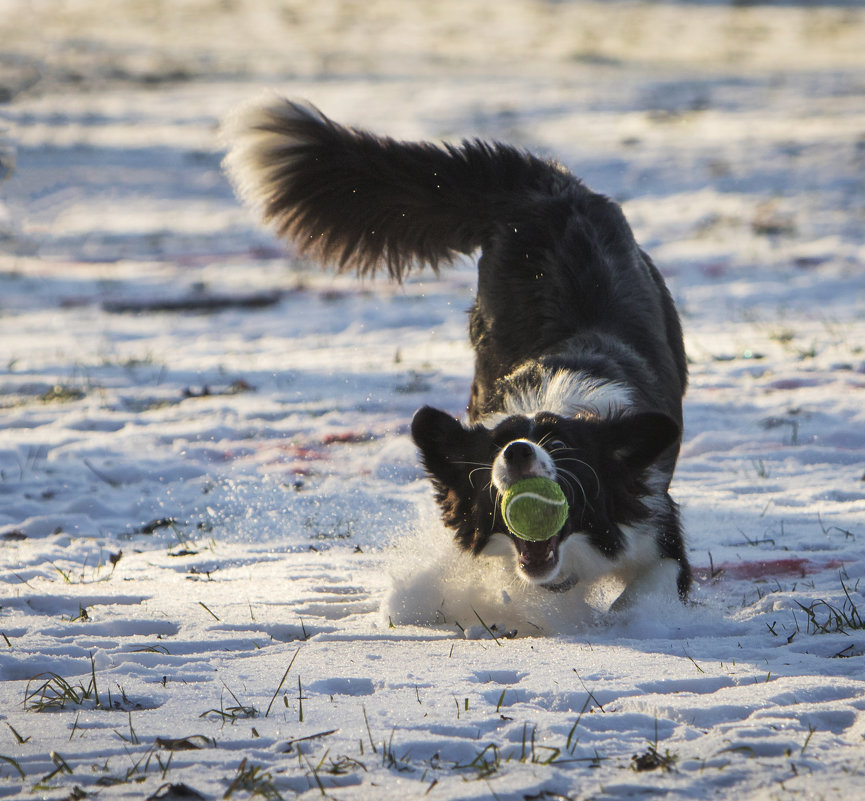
[1,0,864,269]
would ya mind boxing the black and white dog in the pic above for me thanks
[225,99,691,609]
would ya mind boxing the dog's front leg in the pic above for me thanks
[609,558,683,613]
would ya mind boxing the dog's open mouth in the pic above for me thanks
[513,532,561,581]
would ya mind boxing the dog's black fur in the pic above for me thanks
[225,99,691,607]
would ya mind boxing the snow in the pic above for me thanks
[1,1,865,798]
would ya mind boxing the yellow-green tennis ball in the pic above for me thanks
[501,477,569,542]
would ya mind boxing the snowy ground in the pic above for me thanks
[1,1,865,799]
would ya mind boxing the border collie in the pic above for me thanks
[224,99,691,609]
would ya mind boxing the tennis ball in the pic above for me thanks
[501,477,569,542]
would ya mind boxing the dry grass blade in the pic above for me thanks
[224,758,284,800]
[25,672,89,712]
[471,608,502,647]
[265,647,301,717]
[796,580,864,635]
[0,754,25,780]
[279,729,339,754]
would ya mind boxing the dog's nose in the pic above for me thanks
[503,441,534,470]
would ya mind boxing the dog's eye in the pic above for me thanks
[547,439,568,452]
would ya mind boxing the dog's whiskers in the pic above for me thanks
[553,456,601,499]
[467,465,490,488]
[450,459,491,489]
[491,486,503,529]
[555,466,592,513]
[537,432,555,448]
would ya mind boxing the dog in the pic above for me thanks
[224,98,691,610]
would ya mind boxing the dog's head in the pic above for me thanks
[410,406,680,586]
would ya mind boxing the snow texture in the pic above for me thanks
[1,1,864,799]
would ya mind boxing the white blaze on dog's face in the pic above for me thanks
[491,438,557,491]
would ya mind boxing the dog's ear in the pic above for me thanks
[411,406,494,551]
[603,412,680,472]
[410,406,475,487]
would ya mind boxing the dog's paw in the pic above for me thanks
[463,622,519,640]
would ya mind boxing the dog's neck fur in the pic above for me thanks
[487,368,634,424]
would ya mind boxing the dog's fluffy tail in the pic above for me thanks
[224,97,565,279]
